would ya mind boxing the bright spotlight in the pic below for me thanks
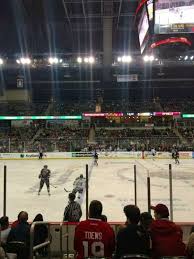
[190,56,194,60]
[77,57,82,63]
[20,58,26,64]
[48,57,53,64]
[0,58,3,65]
[25,58,31,64]
[18,57,31,65]
[53,57,58,63]
[84,57,89,63]
[143,55,149,62]
[184,56,188,60]
[48,57,59,64]
[88,56,95,64]
[59,59,63,63]
[150,55,154,61]
[125,56,132,63]
[117,57,122,62]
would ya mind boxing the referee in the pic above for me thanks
[63,193,82,222]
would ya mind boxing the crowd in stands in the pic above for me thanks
[0,103,48,116]
[1,98,194,117]
[1,123,194,152]
[50,101,96,115]
[1,201,194,259]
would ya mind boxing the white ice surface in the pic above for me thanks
[0,158,194,222]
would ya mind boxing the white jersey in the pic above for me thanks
[73,177,86,189]
[151,149,156,155]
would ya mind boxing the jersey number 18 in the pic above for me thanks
[83,241,104,257]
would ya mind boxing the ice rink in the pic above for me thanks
[0,158,194,222]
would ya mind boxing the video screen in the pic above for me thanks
[155,0,194,34]
[138,6,149,53]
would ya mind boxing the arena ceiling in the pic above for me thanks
[0,0,139,55]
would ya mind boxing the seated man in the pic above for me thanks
[7,211,30,259]
[150,203,186,258]
[115,205,151,259]
[74,200,115,259]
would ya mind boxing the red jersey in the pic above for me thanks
[74,218,115,259]
[150,219,186,258]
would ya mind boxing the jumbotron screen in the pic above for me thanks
[155,0,194,34]
[138,5,149,53]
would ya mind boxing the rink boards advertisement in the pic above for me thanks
[0,151,193,159]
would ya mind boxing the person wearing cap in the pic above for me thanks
[63,193,82,222]
[150,203,186,258]
[115,205,151,259]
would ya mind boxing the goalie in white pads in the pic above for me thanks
[72,174,86,199]
[38,165,51,196]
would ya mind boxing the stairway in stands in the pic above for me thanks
[173,127,188,145]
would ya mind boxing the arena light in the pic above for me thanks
[190,56,194,60]
[77,57,82,63]
[121,55,132,63]
[0,58,3,65]
[84,57,89,63]
[143,55,154,62]
[17,57,31,65]
[48,57,59,64]
[143,55,149,62]
[184,56,188,60]
[88,56,95,64]
[117,55,132,63]
[149,55,154,61]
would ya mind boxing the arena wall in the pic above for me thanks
[0,151,193,159]
[46,222,194,255]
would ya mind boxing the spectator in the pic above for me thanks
[63,193,82,222]
[140,212,153,231]
[7,211,30,257]
[74,200,115,259]
[0,216,11,246]
[11,211,24,229]
[32,214,48,256]
[115,205,151,259]
[150,203,186,258]
[187,226,194,258]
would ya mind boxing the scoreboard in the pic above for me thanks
[155,0,194,34]
[136,0,194,54]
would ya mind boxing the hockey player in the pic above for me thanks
[39,149,43,159]
[174,150,180,165]
[72,174,86,199]
[94,151,98,166]
[172,148,176,160]
[38,165,51,195]
[151,148,156,160]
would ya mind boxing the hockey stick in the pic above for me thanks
[64,187,71,192]
[50,183,57,188]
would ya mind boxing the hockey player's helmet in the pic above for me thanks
[80,174,83,178]
[44,165,48,168]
